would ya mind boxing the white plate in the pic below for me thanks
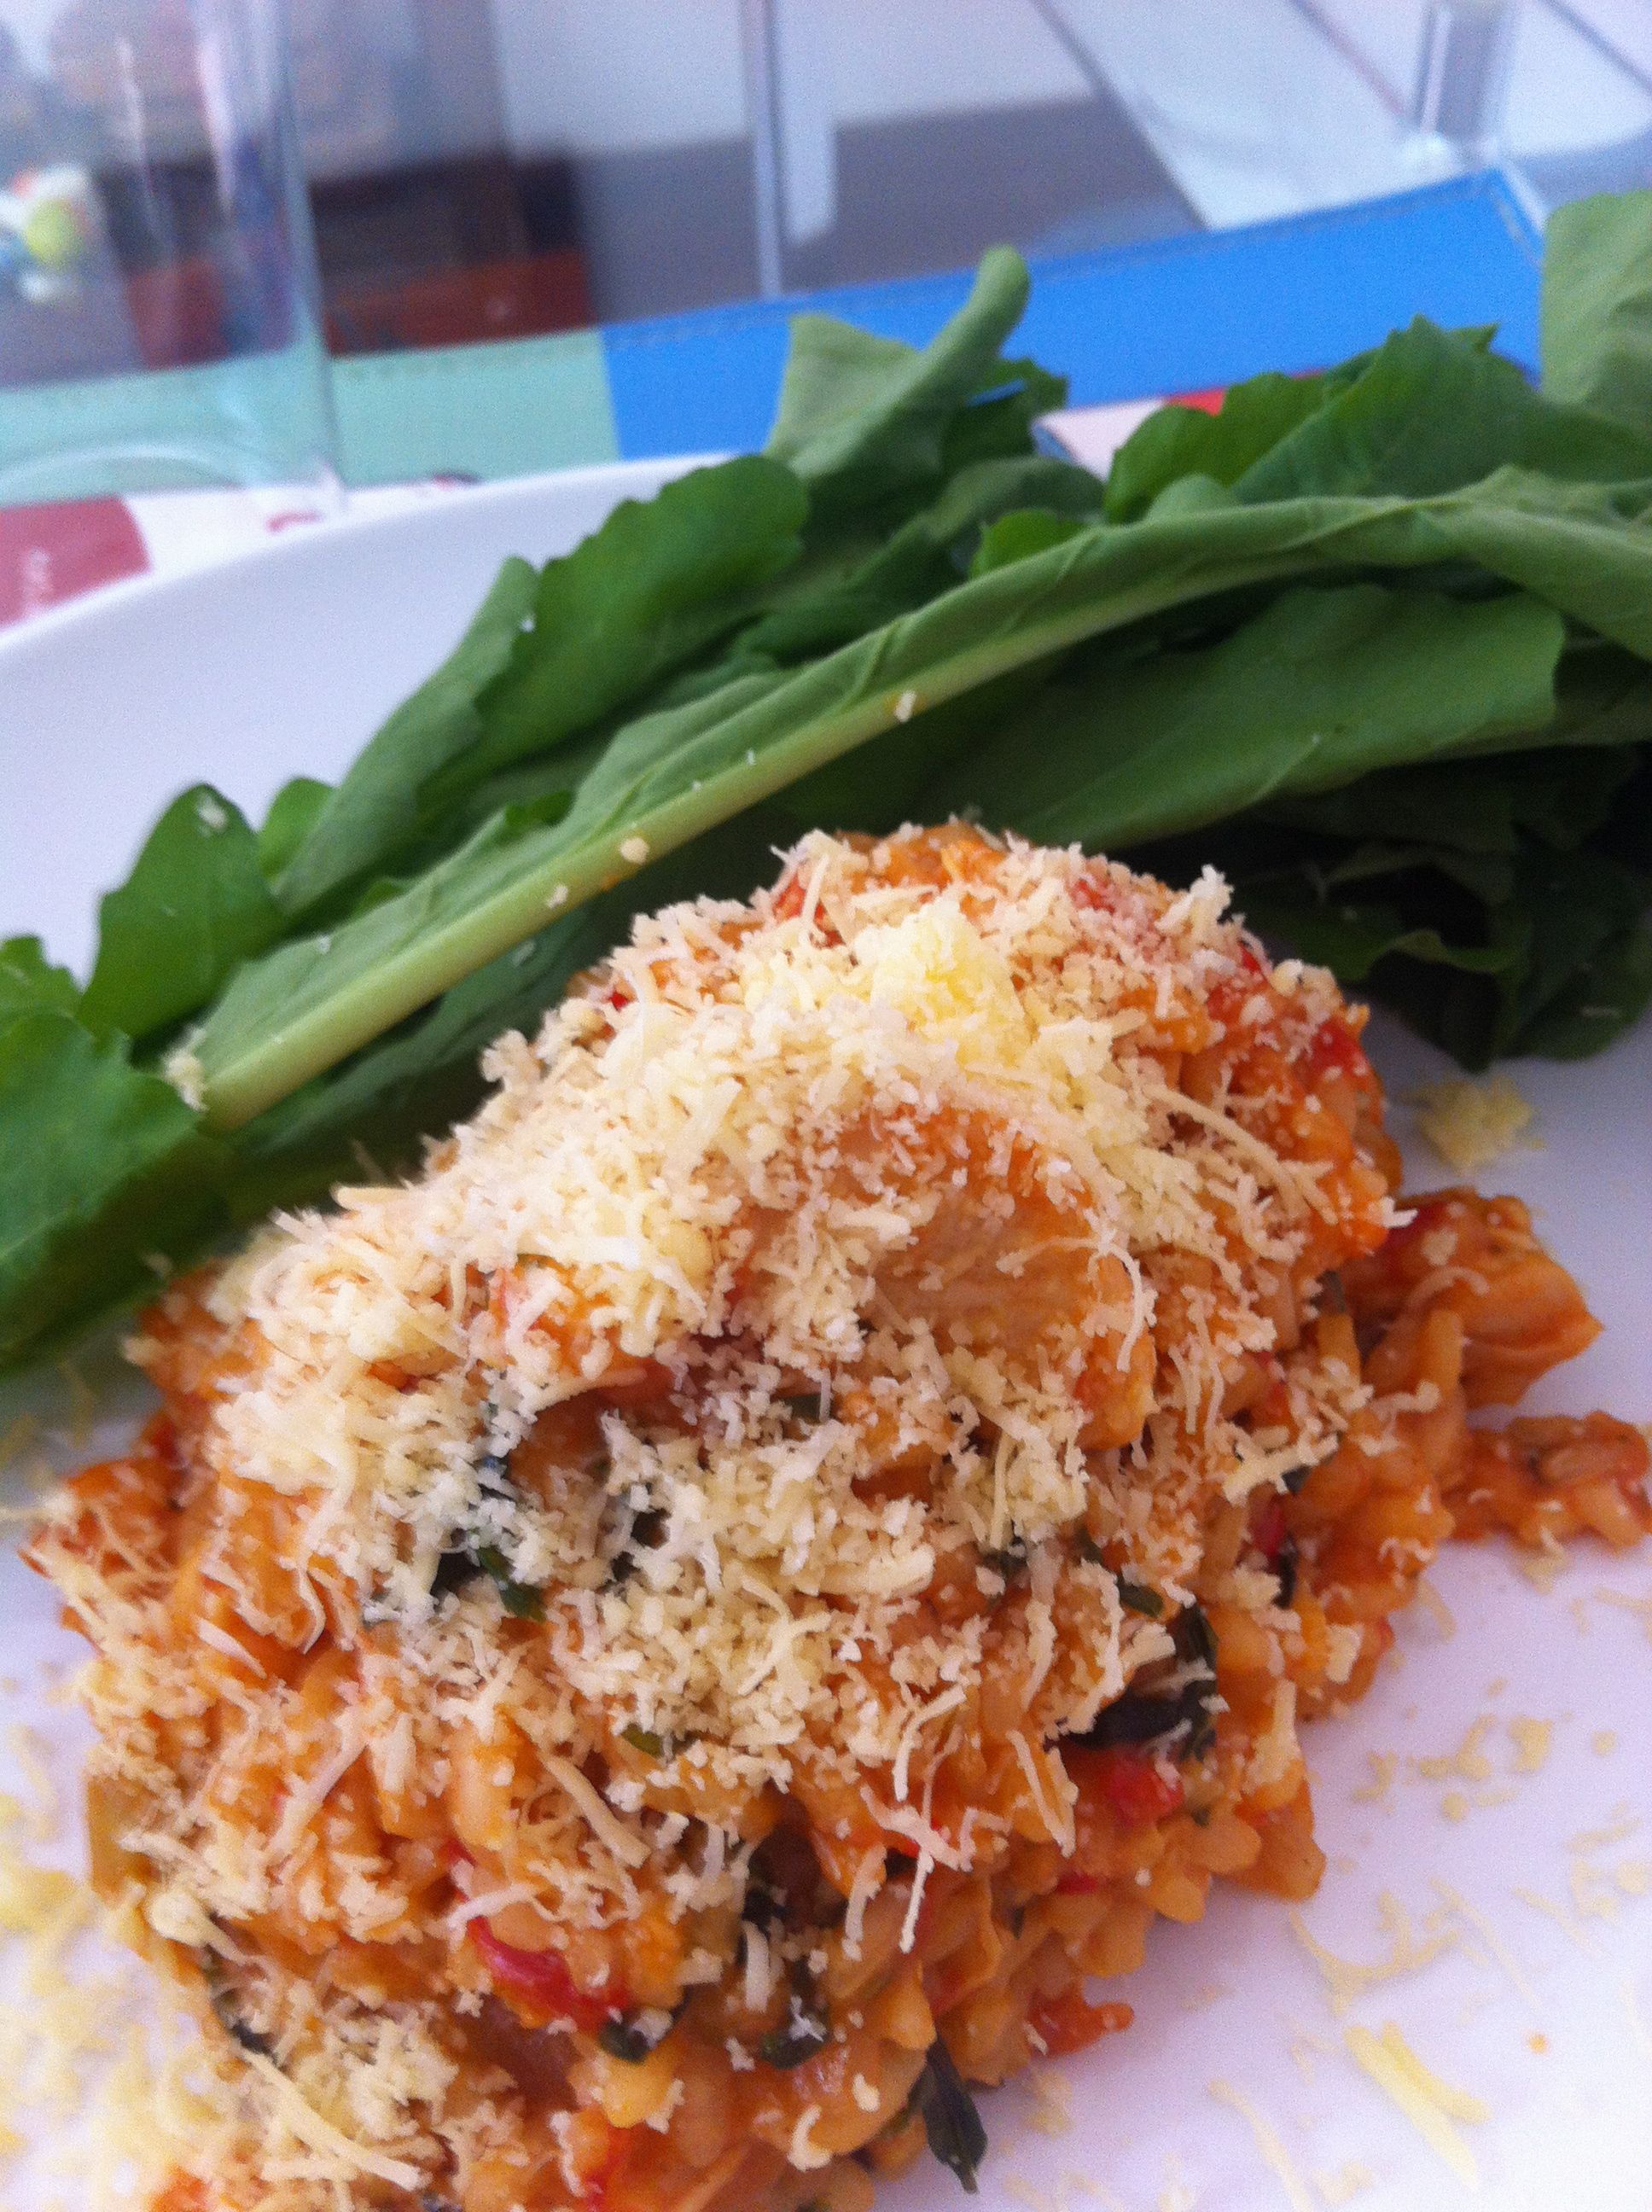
[1,468,1649,2212]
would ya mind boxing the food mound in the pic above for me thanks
[32,826,1649,2212]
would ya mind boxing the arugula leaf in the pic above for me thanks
[455,459,808,796]
[778,664,1057,835]
[1104,370,1341,522]
[275,556,536,917]
[78,786,283,1045]
[948,585,1569,847]
[256,777,332,879]
[0,1013,224,1367]
[1489,849,1649,1054]
[1,939,79,1024]
[1233,317,1652,505]
[1236,888,1515,983]
[1265,738,1643,855]
[939,353,1068,472]
[970,506,1091,574]
[1220,766,1651,1067]
[1542,189,1652,434]
[1101,333,1504,522]
[765,246,1034,515]
[183,467,1652,1128]
[739,455,1101,661]
[1515,918,1652,1058]
[1316,838,1516,907]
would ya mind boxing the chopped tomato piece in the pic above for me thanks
[1375,1193,1453,1269]
[1069,870,1120,914]
[1206,940,1269,1028]
[770,872,809,921]
[469,1921,625,2031]
[148,2176,211,2212]
[1028,1985,1133,2055]
[1070,1745,1185,1827]
[1305,1015,1370,1082]
[1251,1495,1288,1563]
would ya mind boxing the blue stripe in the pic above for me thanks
[602,171,1543,461]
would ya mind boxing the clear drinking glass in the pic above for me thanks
[0,0,337,504]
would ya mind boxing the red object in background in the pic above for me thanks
[125,256,235,368]
[324,248,592,356]
[1172,385,1229,414]
[0,498,148,626]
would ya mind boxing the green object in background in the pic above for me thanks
[0,326,616,501]
[331,328,618,486]
[0,345,336,501]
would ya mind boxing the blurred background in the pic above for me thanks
[3,0,1649,384]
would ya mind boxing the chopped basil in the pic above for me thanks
[608,1504,666,1586]
[1273,1534,1300,1607]
[597,2014,660,2063]
[759,1971,830,2069]
[742,1879,786,1934]
[424,1440,542,1615]
[201,1950,276,2059]
[1074,1682,1205,1751]
[914,2038,987,2193]
[474,1545,546,1621]
[1074,1529,1107,1566]
[1114,1575,1164,1617]
[780,1387,831,1422]
[429,1545,480,1601]
[1173,1602,1220,1757]
[1073,1602,1221,1759]
[980,1536,1027,1582]
[1281,1462,1312,1495]
[1174,1601,1218,1672]
[758,2018,829,2069]
[621,1724,665,1758]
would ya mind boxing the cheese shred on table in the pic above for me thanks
[26,824,1648,2212]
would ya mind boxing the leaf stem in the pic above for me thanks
[197,550,1300,1129]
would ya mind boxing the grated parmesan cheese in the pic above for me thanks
[1208,2077,1315,2212]
[1341,2021,1487,2187]
[1288,1892,1457,2014]
[1413,1074,1533,1174]
[29,824,1411,2207]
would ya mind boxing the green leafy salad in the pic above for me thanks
[4,190,1651,1375]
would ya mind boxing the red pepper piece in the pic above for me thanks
[1027,1985,1134,2055]
[1252,1494,1288,1563]
[1076,1744,1187,1826]
[1305,1014,1370,1083]
[469,1920,625,2031]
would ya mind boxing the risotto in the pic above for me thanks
[29,825,1649,2212]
